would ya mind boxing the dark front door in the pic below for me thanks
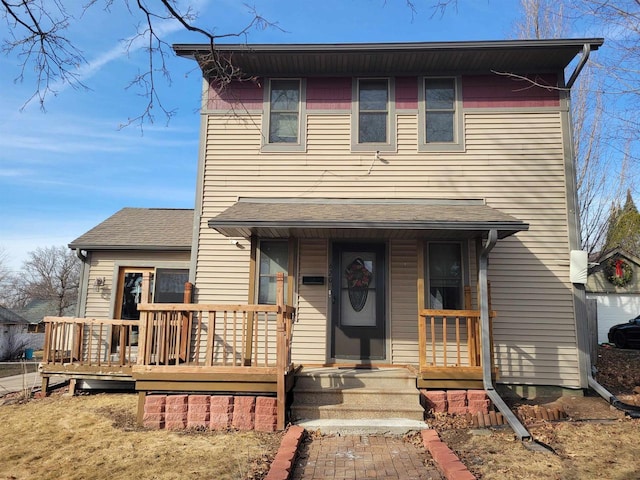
[331,242,386,361]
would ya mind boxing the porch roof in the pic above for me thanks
[208,198,529,240]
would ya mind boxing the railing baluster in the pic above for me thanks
[455,316,461,366]
[263,311,269,367]
[253,311,258,366]
[442,316,447,366]
[430,316,436,366]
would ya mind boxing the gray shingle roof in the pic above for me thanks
[209,198,528,240]
[69,208,194,250]
[0,306,30,325]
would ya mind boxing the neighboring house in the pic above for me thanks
[0,306,31,361]
[69,208,194,322]
[42,39,604,431]
[586,248,640,344]
[18,299,74,333]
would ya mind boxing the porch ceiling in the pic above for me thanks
[208,198,529,240]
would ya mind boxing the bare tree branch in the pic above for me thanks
[0,1,281,127]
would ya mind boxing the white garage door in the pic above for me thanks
[587,294,640,343]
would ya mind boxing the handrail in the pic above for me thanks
[42,316,139,367]
[418,308,495,370]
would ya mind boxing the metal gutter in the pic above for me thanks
[588,375,640,418]
[174,38,605,55]
[479,229,532,441]
[566,43,591,89]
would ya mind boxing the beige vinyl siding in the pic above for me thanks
[390,240,419,364]
[197,109,579,386]
[292,239,329,364]
[83,250,190,318]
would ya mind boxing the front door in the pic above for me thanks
[331,242,386,361]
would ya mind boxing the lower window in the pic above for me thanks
[427,242,463,310]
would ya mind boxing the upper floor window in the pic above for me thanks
[419,77,464,152]
[359,79,388,143]
[352,78,396,152]
[269,79,300,143]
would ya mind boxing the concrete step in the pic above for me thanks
[295,418,429,435]
[294,367,418,390]
[292,388,420,408]
[290,367,424,423]
[292,404,425,421]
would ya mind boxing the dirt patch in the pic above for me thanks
[595,344,640,394]
[430,345,640,479]
[0,392,283,480]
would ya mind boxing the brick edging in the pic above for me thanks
[264,425,305,480]
[422,429,476,480]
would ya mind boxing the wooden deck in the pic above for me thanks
[41,273,295,429]
[41,274,497,426]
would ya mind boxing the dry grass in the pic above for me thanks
[0,363,38,378]
[441,419,640,480]
[0,392,282,480]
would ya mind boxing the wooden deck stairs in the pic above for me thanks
[290,367,424,422]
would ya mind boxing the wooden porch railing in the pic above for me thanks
[42,317,139,369]
[41,274,294,374]
[417,307,495,387]
[135,300,295,371]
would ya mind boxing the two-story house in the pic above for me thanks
[42,39,603,434]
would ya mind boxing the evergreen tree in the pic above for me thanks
[603,190,640,257]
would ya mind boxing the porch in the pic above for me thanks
[41,275,495,429]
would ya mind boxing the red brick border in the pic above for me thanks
[422,429,476,480]
[143,394,278,431]
[421,389,490,416]
[264,425,305,480]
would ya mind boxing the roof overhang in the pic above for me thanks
[208,198,529,240]
[173,39,603,77]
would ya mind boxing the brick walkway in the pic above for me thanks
[290,435,444,480]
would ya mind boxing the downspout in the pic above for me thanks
[563,41,640,419]
[479,229,532,441]
[566,43,591,89]
[75,248,89,317]
[588,374,640,418]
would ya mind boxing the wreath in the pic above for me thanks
[604,257,633,288]
[345,258,372,312]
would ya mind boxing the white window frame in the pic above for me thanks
[262,78,306,152]
[418,76,465,152]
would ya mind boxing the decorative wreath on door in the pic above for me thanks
[604,257,633,288]
[345,257,372,312]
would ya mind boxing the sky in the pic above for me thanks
[0,0,598,272]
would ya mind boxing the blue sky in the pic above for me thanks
[0,0,582,271]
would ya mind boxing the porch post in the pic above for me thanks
[479,230,497,383]
[276,272,286,430]
[417,241,426,371]
[136,272,152,366]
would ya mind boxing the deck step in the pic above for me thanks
[290,367,424,422]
